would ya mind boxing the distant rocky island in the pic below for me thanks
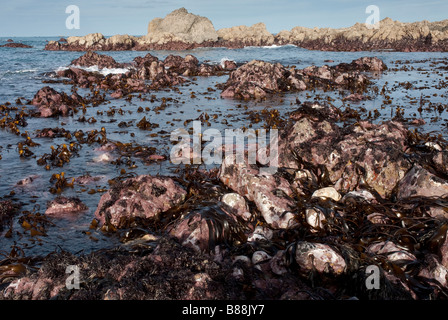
[45,7,448,52]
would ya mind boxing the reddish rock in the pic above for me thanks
[94,175,187,228]
[70,51,124,69]
[222,59,237,70]
[367,241,417,263]
[45,197,88,216]
[279,119,411,198]
[57,67,103,88]
[31,86,79,118]
[219,154,297,229]
[293,241,346,276]
[219,57,380,100]
[0,42,32,48]
[397,165,448,199]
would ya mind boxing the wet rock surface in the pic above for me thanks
[30,86,83,117]
[94,175,187,228]
[70,51,125,69]
[219,57,381,100]
[45,197,88,216]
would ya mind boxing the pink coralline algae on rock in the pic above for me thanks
[94,175,187,228]
[45,197,88,216]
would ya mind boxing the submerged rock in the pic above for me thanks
[94,175,187,228]
[0,200,20,231]
[45,197,88,216]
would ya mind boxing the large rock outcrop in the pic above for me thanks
[275,17,448,51]
[44,10,448,52]
[145,7,218,44]
[217,22,274,47]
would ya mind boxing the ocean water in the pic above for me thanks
[1,36,448,257]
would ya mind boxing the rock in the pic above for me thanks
[66,32,105,50]
[31,86,79,118]
[305,207,326,231]
[274,17,448,52]
[15,175,40,187]
[146,8,218,44]
[219,154,297,229]
[337,56,388,72]
[220,193,251,222]
[217,22,274,47]
[432,151,448,176]
[343,93,366,101]
[0,42,33,48]
[222,59,237,70]
[252,251,272,272]
[170,212,211,252]
[367,241,417,263]
[397,165,448,200]
[247,225,274,242]
[70,51,124,69]
[130,53,184,88]
[289,101,341,122]
[418,254,448,288]
[397,165,448,218]
[94,175,187,228]
[163,54,199,76]
[57,67,103,88]
[0,200,19,231]
[311,187,341,202]
[220,57,380,100]
[169,205,245,252]
[279,120,411,198]
[294,241,346,276]
[270,250,288,275]
[45,197,88,216]
[342,190,377,204]
[219,60,292,99]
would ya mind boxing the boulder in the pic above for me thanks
[94,175,187,228]
[146,8,218,44]
[31,86,80,117]
[70,51,124,69]
[45,197,88,216]
[293,241,346,276]
[219,154,297,229]
[0,42,32,48]
[279,119,411,198]
[397,165,448,199]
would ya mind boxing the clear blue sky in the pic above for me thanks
[1,0,447,37]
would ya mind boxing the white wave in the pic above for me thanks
[262,44,298,49]
[55,65,129,76]
[219,57,233,68]
[5,69,38,75]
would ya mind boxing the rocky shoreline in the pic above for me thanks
[44,8,448,52]
[1,50,448,300]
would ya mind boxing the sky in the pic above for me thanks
[0,0,447,37]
